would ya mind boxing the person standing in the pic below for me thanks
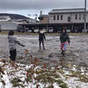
[8,30,25,67]
[39,30,46,50]
[60,29,70,56]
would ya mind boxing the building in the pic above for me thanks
[49,8,86,23]
[48,8,88,32]
[0,13,37,31]
[39,15,49,24]
[0,16,11,21]
[19,8,88,33]
[0,22,18,31]
[38,8,88,32]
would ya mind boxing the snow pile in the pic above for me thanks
[0,58,88,88]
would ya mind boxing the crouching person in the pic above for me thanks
[8,31,25,67]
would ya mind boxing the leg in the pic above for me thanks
[10,49,16,67]
[61,43,65,56]
[42,40,45,50]
[39,40,41,50]
[61,50,65,56]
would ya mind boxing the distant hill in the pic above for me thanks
[0,13,28,19]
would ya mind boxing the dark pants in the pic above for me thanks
[9,49,16,61]
[39,40,45,50]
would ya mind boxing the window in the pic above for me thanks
[61,15,63,20]
[68,17,71,22]
[79,14,81,20]
[75,14,77,20]
[57,15,59,20]
[83,14,85,20]
[53,15,56,20]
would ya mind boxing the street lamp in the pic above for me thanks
[84,0,87,32]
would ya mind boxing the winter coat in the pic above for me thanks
[8,35,24,50]
[60,32,70,43]
[39,33,46,41]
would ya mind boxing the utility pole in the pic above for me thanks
[84,0,87,32]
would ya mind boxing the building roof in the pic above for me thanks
[39,15,48,17]
[49,8,88,14]
[0,13,29,19]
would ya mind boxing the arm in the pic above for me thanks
[60,34,62,43]
[16,40,25,47]
[14,37,25,47]
[43,33,46,40]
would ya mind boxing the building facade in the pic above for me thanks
[20,8,88,33]
[48,8,88,32]
[39,15,49,24]
[49,8,87,24]
[38,8,88,32]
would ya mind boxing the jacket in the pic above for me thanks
[8,35,24,50]
[39,33,46,41]
[60,33,70,43]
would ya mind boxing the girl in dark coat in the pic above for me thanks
[60,29,70,56]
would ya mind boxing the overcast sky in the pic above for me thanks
[0,0,87,18]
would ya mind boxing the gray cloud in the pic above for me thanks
[0,0,85,10]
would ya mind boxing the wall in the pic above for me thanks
[49,13,88,24]
[40,17,49,24]
[0,22,18,31]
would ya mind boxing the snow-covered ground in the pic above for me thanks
[0,34,88,66]
[0,57,88,88]
[0,34,88,88]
